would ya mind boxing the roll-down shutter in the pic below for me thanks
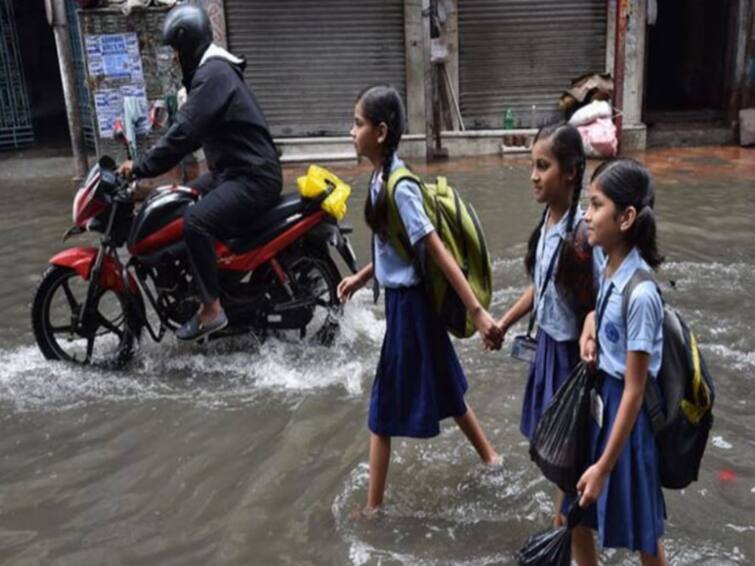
[225,0,406,137]
[459,1,607,129]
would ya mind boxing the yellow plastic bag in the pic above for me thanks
[296,165,351,221]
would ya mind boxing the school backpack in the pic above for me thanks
[622,270,715,489]
[385,166,493,338]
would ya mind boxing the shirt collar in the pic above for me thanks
[544,206,583,239]
[605,247,647,292]
[391,154,403,171]
[372,154,404,190]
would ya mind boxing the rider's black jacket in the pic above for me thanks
[133,56,281,185]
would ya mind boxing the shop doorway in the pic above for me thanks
[644,0,736,145]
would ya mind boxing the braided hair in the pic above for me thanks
[524,123,591,315]
[591,158,664,269]
[358,85,406,240]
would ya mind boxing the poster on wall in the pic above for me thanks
[84,32,148,139]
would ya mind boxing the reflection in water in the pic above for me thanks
[0,147,753,564]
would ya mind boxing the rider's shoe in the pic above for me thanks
[176,309,229,342]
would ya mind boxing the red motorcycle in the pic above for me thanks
[31,156,357,365]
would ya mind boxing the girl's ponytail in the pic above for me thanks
[555,157,586,294]
[632,201,663,269]
[358,85,405,240]
[364,141,399,241]
[524,208,547,277]
[564,159,585,234]
[591,158,664,269]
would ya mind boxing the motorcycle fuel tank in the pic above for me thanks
[127,185,198,256]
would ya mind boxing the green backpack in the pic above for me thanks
[385,166,493,338]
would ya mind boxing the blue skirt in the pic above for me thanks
[520,329,579,441]
[563,373,666,556]
[368,285,468,438]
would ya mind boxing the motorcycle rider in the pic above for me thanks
[118,4,282,341]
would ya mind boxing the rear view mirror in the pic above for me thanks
[98,155,117,171]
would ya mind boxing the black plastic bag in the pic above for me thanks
[529,362,593,494]
[515,503,584,566]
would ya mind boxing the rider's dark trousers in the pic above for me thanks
[185,172,281,305]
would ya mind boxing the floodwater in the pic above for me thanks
[0,146,753,565]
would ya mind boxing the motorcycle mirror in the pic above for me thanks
[99,155,117,170]
[62,225,85,242]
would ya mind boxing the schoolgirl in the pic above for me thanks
[337,85,503,512]
[570,158,667,565]
[497,123,598,522]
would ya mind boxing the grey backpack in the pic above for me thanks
[623,270,715,489]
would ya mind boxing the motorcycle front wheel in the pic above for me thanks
[31,265,139,365]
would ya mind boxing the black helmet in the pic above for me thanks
[162,4,213,84]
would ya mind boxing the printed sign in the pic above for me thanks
[84,32,147,139]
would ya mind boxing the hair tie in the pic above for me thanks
[636,204,654,219]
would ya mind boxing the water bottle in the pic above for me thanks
[503,108,515,130]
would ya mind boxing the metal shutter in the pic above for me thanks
[225,0,406,137]
[458,0,607,129]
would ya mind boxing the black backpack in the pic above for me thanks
[622,270,715,489]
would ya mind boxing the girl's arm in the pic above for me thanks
[579,310,597,365]
[577,350,649,507]
[337,262,374,302]
[424,232,502,349]
[497,284,535,337]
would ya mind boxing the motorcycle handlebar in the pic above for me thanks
[111,174,137,201]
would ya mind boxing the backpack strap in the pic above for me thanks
[526,238,563,337]
[621,269,665,434]
[621,269,657,321]
[386,166,423,263]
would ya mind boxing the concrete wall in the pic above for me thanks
[198,0,227,47]
[404,0,426,134]
[605,0,647,151]
[403,0,461,134]
[437,0,461,131]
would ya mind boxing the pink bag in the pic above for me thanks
[577,117,617,158]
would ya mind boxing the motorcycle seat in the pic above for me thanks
[225,192,308,252]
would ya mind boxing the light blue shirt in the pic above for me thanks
[533,207,603,342]
[596,247,664,380]
[372,156,434,288]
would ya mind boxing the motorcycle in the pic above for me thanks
[31,156,358,365]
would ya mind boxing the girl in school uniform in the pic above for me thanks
[571,158,667,565]
[337,85,503,514]
[497,123,598,523]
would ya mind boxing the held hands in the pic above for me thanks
[473,307,503,351]
[496,317,511,343]
[117,160,135,179]
[577,462,608,508]
[337,274,366,303]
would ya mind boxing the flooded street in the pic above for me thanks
[0,146,753,564]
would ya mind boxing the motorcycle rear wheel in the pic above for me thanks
[280,244,342,346]
[32,265,139,365]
